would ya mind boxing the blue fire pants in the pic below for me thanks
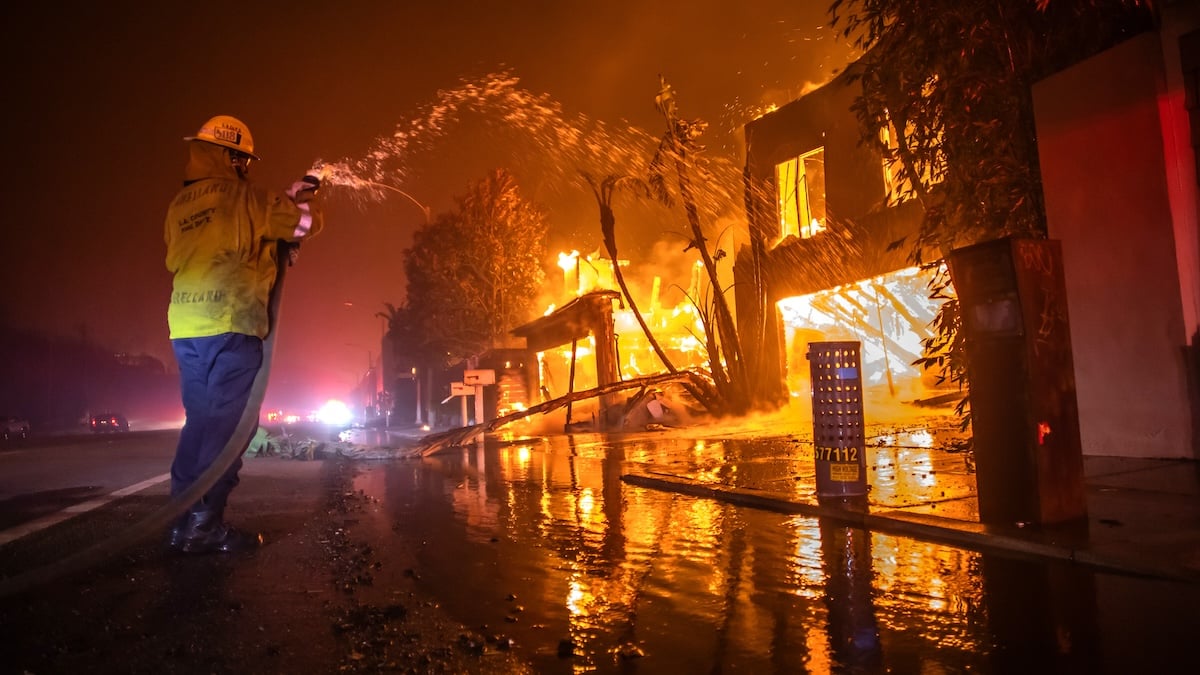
[170,333,263,514]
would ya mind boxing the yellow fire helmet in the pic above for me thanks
[183,115,260,160]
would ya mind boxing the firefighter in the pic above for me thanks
[164,115,325,553]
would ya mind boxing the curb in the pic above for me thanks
[621,471,1200,584]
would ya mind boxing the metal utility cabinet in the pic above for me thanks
[808,341,869,498]
[947,237,1087,525]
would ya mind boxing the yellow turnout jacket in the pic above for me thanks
[165,142,323,339]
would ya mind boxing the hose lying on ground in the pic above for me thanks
[0,244,292,599]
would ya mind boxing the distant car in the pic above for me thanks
[2,416,31,441]
[89,413,129,433]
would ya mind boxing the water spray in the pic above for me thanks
[300,71,745,224]
[314,158,432,223]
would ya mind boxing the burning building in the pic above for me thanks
[508,251,716,431]
[736,64,948,411]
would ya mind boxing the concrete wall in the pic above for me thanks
[1034,31,1197,458]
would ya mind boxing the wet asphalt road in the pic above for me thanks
[1,428,1199,673]
[0,441,523,674]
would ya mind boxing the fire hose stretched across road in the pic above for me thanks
[0,244,294,599]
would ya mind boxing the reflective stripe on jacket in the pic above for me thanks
[165,141,324,339]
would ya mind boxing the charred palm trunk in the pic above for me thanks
[585,174,678,375]
[672,141,746,390]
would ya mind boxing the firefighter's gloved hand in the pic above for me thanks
[285,242,301,266]
[287,175,320,204]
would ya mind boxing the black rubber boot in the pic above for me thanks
[176,508,260,554]
[165,513,190,551]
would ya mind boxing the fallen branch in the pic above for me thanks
[414,369,717,456]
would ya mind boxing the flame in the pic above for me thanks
[557,250,580,271]
[530,249,719,405]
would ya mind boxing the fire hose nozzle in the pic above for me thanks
[308,162,332,184]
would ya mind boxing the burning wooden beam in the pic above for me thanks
[412,369,718,456]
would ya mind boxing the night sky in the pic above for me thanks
[3,1,851,413]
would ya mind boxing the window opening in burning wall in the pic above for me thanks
[775,147,826,242]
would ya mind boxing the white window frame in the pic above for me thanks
[775,147,826,244]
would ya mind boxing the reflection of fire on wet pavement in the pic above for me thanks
[340,428,997,672]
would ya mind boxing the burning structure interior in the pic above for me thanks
[509,254,715,431]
